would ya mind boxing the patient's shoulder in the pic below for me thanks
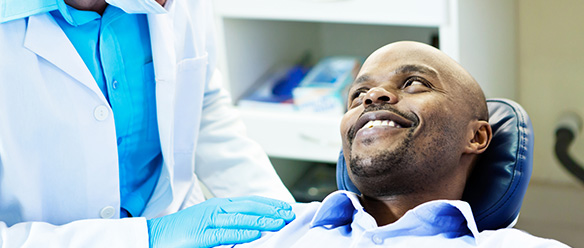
[288,201,323,224]
[229,201,323,248]
[478,228,570,247]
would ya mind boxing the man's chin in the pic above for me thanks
[348,149,418,196]
[348,149,395,178]
[350,140,400,156]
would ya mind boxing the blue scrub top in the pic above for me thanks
[48,1,162,217]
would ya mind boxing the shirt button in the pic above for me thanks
[372,235,383,245]
[112,80,119,90]
[94,105,109,121]
[100,206,115,219]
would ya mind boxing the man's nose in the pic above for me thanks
[363,87,398,106]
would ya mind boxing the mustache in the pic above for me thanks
[347,104,418,146]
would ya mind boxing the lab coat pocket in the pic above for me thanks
[176,53,209,73]
[173,53,208,153]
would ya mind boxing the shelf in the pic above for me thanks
[217,19,438,101]
[237,107,342,163]
[214,0,447,27]
[214,0,517,162]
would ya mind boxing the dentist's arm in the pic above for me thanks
[0,196,294,248]
[0,218,149,247]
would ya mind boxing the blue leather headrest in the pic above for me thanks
[336,98,534,231]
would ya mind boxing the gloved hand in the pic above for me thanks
[147,196,295,248]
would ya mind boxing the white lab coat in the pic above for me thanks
[0,0,294,246]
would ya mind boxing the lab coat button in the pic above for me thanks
[112,80,119,90]
[100,206,116,219]
[94,105,109,121]
[372,235,383,245]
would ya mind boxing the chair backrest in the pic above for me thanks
[336,98,534,231]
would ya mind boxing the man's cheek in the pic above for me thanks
[340,118,353,143]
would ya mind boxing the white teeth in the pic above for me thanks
[365,121,374,128]
[363,120,402,129]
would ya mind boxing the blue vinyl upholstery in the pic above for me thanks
[336,98,534,231]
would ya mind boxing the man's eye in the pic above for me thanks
[402,77,431,90]
[405,80,424,87]
[351,88,368,100]
[348,88,368,108]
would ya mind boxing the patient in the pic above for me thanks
[222,41,569,247]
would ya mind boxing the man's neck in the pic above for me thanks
[64,0,167,15]
[64,0,108,15]
[359,194,422,226]
[359,190,464,226]
[354,157,474,226]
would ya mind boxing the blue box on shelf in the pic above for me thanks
[292,56,362,115]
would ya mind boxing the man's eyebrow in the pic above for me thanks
[394,64,438,77]
[351,65,438,86]
[353,75,370,85]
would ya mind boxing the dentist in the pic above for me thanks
[0,0,295,247]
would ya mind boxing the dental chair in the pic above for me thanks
[336,98,534,231]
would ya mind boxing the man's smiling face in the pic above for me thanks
[340,41,478,197]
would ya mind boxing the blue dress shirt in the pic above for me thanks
[225,191,569,247]
[50,2,162,218]
[2,0,163,217]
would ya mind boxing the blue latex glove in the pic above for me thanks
[147,196,295,248]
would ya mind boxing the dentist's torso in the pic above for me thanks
[0,0,212,225]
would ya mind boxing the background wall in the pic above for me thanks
[214,0,584,246]
[515,0,584,246]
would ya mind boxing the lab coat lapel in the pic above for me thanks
[143,8,177,217]
[148,10,176,161]
[23,14,106,103]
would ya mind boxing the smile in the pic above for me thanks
[363,120,402,129]
[347,107,419,146]
[354,110,416,133]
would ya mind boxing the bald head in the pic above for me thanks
[340,41,492,201]
[363,41,488,121]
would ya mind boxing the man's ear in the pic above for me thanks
[464,120,492,154]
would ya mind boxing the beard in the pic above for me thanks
[348,127,457,198]
[345,102,465,198]
[350,128,414,178]
[348,128,425,197]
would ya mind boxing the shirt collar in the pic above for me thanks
[310,190,362,228]
[410,199,482,242]
[310,191,482,243]
[54,0,101,27]
[105,0,167,14]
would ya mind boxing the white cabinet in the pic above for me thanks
[213,0,516,163]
